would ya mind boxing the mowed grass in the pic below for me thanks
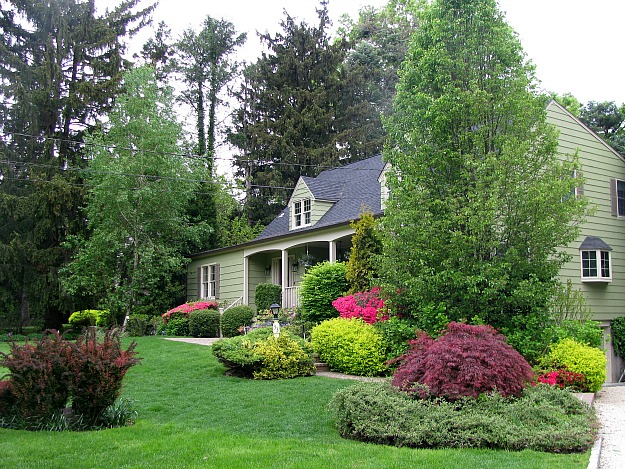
[0,337,591,468]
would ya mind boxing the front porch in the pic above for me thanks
[242,227,353,310]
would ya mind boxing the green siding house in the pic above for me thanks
[187,100,625,382]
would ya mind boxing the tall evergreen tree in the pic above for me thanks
[228,2,349,225]
[379,0,587,360]
[0,0,154,328]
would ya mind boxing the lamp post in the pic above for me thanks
[270,303,281,338]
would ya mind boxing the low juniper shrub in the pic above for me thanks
[329,381,596,453]
[391,322,534,400]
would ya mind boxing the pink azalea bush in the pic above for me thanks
[163,301,219,323]
[332,287,388,324]
[535,369,589,392]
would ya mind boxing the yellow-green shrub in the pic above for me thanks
[541,338,606,392]
[252,335,315,379]
[311,317,386,376]
[68,310,102,328]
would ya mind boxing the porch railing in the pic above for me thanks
[283,286,300,309]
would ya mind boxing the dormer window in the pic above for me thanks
[579,236,612,282]
[293,198,311,228]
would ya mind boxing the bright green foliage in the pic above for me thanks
[300,261,349,324]
[254,283,283,312]
[221,305,255,337]
[346,211,382,293]
[311,318,386,376]
[329,381,596,453]
[541,339,606,392]
[611,317,625,358]
[550,320,603,349]
[252,335,315,380]
[165,317,190,337]
[374,316,418,363]
[379,0,587,347]
[62,66,209,320]
[95,310,115,328]
[188,309,220,338]
[212,327,313,379]
[68,310,101,328]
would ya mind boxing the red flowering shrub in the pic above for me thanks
[536,369,588,392]
[391,322,534,400]
[0,380,16,416]
[163,301,219,323]
[0,331,71,420]
[332,287,388,324]
[67,328,140,424]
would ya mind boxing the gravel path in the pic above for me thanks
[593,385,625,469]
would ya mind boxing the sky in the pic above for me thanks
[95,0,625,175]
[101,0,625,105]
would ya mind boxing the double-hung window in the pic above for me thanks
[200,264,219,298]
[293,198,312,228]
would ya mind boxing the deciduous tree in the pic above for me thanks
[379,0,587,360]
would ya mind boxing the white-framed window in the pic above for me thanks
[200,264,220,298]
[292,198,312,228]
[579,236,612,282]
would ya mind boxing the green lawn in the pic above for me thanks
[0,337,591,468]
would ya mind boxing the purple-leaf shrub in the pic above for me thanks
[391,322,534,400]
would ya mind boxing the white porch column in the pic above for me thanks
[281,249,288,306]
[243,256,249,305]
[329,240,337,263]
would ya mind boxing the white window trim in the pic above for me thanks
[200,264,218,298]
[580,249,612,282]
[292,198,312,228]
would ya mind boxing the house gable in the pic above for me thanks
[547,100,625,325]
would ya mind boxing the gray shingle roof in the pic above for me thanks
[254,154,385,241]
[579,236,613,251]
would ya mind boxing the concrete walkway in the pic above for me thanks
[165,337,618,468]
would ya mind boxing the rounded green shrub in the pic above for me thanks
[68,310,100,328]
[165,316,190,337]
[541,338,606,392]
[212,327,313,379]
[311,317,386,376]
[254,283,282,311]
[300,261,349,324]
[95,310,114,328]
[611,316,625,358]
[221,305,254,338]
[189,309,220,338]
[252,334,315,379]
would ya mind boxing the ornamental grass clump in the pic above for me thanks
[391,322,534,400]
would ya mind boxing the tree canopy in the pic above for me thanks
[379,0,587,360]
